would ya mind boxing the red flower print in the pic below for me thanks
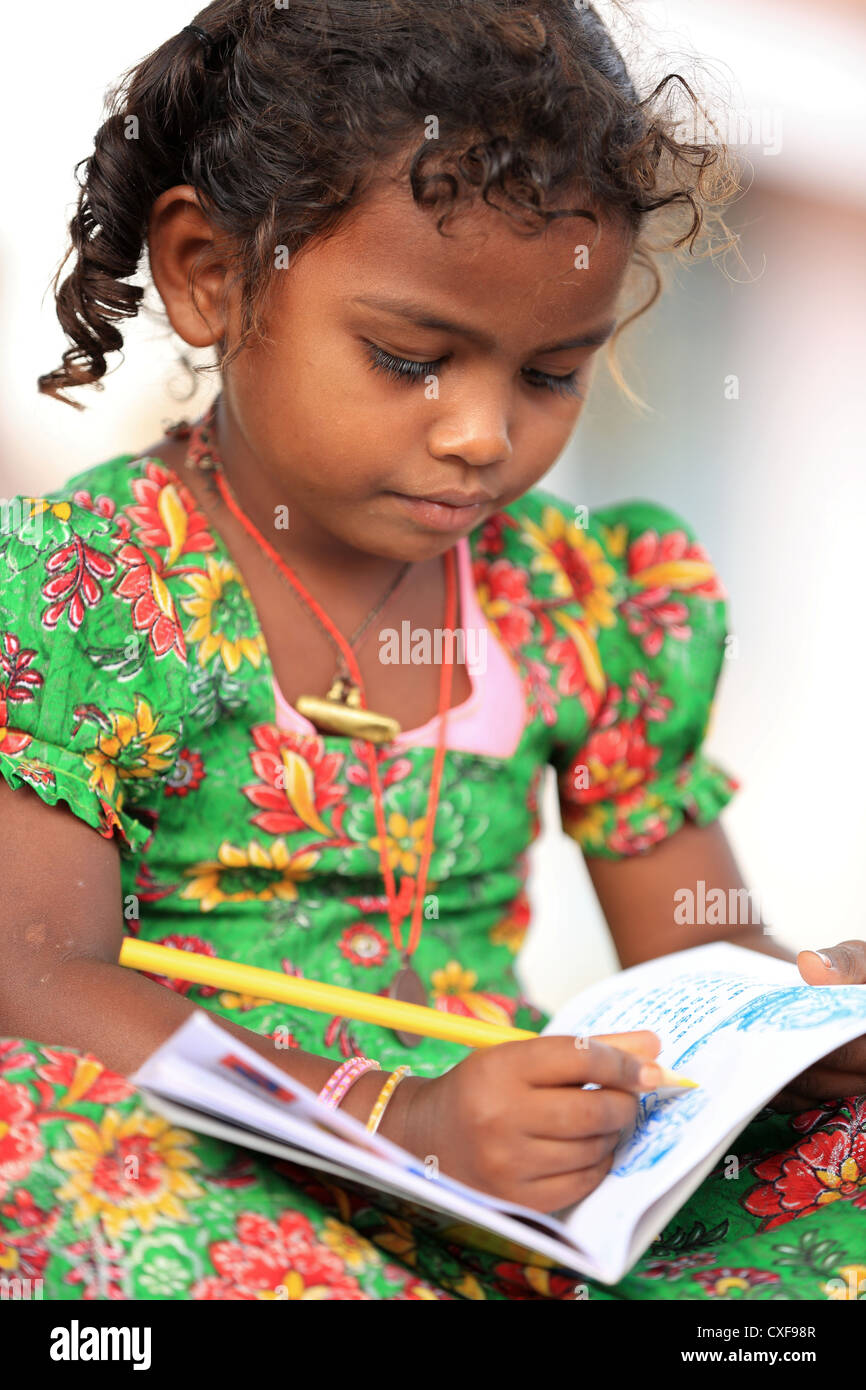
[72,490,132,541]
[475,511,517,557]
[567,715,661,807]
[0,1191,59,1283]
[125,462,214,564]
[324,1016,364,1058]
[35,1049,135,1106]
[522,657,558,727]
[345,742,412,789]
[744,1106,866,1231]
[639,1253,719,1281]
[491,1261,580,1299]
[692,1266,779,1297]
[41,536,116,630]
[338,923,390,968]
[622,527,725,658]
[0,1078,44,1198]
[473,557,535,648]
[163,747,206,796]
[191,1210,367,1300]
[0,631,44,754]
[243,726,346,836]
[114,542,187,661]
[0,1039,39,1074]
[62,1237,126,1300]
[545,633,598,713]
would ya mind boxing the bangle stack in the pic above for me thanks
[317,1055,381,1110]
[317,1057,413,1134]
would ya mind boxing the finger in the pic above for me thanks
[521,1152,617,1213]
[526,1084,639,1140]
[523,1035,661,1092]
[589,1031,662,1059]
[513,1130,623,1181]
[798,941,866,985]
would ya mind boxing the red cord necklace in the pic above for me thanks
[174,398,457,1046]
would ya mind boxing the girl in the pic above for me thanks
[1,0,864,1303]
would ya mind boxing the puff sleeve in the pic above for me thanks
[549,497,739,858]
[0,493,189,852]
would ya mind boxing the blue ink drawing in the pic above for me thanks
[612,1086,708,1175]
[673,985,866,1071]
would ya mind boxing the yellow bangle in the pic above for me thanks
[365,1065,413,1134]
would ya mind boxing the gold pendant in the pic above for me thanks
[296,676,401,745]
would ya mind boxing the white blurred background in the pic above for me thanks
[2,1,864,1011]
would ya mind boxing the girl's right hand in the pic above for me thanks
[393,1030,662,1213]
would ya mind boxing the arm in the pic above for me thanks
[0,780,414,1139]
[584,817,795,967]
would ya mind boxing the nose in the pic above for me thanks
[427,409,513,470]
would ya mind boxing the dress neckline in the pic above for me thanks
[136,453,524,753]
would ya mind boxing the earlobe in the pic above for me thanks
[147,184,229,349]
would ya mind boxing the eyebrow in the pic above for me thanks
[349,294,617,355]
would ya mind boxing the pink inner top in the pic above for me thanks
[271,535,526,758]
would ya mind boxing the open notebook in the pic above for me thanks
[130,942,866,1285]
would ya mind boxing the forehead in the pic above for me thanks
[290,169,636,344]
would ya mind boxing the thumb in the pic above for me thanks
[798,941,866,985]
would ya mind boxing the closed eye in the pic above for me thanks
[363,343,585,400]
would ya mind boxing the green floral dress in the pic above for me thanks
[0,439,864,1301]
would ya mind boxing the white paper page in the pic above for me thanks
[541,941,866,1283]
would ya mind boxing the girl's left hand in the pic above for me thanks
[769,941,866,1112]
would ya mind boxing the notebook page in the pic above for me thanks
[540,941,866,1283]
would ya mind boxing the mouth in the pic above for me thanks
[384,489,496,533]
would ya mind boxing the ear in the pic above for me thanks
[147,184,234,349]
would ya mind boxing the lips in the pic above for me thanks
[392,489,493,508]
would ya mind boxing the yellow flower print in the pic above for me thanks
[368,812,428,875]
[320,1217,379,1272]
[430,960,513,1025]
[259,1271,332,1300]
[83,697,178,801]
[599,521,628,559]
[181,839,319,912]
[823,1265,866,1300]
[568,804,607,849]
[371,1215,418,1266]
[522,506,617,632]
[27,498,72,523]
[217,992,275,1011]
[181,556,266,673]
[51,1109,204,1242]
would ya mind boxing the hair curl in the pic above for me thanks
[38,0,744,410]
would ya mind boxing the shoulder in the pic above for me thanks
[471,484,726,621]
[468,484,730,726]
[0,453,192,680]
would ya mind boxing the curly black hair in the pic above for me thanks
[37,0,743,409]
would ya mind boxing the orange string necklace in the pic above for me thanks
[180,399,457,1046]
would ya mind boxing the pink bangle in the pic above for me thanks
[317,1055,381,1110]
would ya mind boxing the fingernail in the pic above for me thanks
[813,950,834,967]
[639,1064,661,1088]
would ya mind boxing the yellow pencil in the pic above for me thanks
[118,939,697,1088]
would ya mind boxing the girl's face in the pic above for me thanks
[150,166,635,566]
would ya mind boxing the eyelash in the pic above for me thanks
[363,343,585,400]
